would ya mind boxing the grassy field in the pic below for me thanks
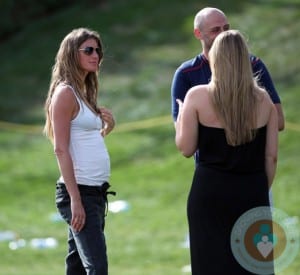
[0,0,299,274]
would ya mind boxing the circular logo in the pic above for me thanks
[231,207,299,274]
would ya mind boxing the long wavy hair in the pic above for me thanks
[208,30,261,146]
[44,28,103,141]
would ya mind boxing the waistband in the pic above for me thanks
[56,182,116,196]
[56,182,116,216]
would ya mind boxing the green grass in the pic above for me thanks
[0,0,299,274]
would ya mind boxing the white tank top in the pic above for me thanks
[58,85,110,186]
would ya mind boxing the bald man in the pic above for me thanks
[171,7,284,131]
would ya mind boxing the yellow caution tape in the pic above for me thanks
[0,116,299,134]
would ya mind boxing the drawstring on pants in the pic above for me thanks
[101,182,116,216]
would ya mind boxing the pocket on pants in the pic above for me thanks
[55,183,71,224]
[55,183,70,206]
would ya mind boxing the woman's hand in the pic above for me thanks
[176,99,184,117]
[98,107,115,136]
[70,197,86,232]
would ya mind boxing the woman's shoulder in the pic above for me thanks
[255,87,274,126]
[51,84,78,108]
[54,83,75,95]
[52,84,77,101]
[185,85,212,111]
[188,83,209,92]
[256,87,273,107]
[186,84,209,100]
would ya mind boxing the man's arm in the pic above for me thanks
[171,68,191,125]
[274,103,285,131]
[251,56,285,131]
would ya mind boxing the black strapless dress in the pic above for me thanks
[187,124,273,275]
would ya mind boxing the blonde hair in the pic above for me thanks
[44,28,103,141]
[208,30,260,145]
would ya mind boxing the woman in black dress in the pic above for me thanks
[175,30,278,274]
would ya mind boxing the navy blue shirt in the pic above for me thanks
[171,53,281,121]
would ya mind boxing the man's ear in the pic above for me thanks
[194,28,201,40]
